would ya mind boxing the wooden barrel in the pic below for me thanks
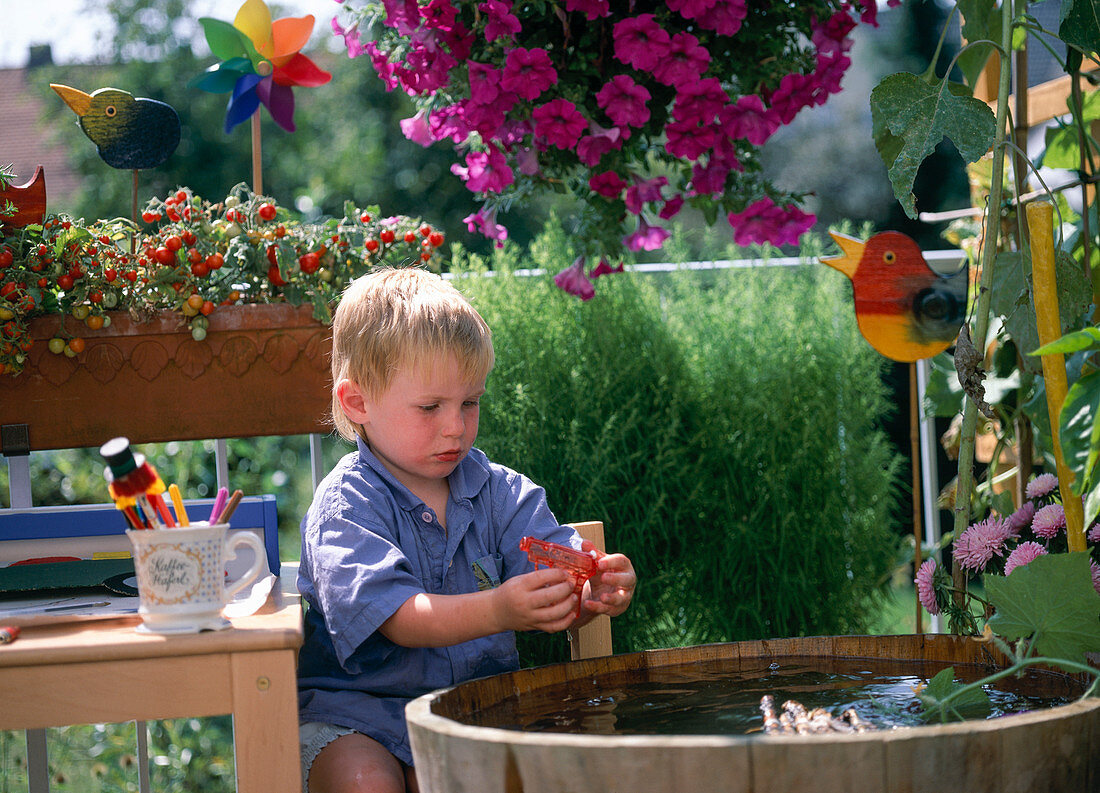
[406,635,1100,793]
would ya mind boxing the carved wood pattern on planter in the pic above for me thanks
[0,304,333,453]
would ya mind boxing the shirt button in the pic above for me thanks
[421,511,432,523]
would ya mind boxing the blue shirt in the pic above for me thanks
[296,438,578,765]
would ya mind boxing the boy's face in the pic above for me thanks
[360,353,485,496]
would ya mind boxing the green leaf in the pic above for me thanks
[1042,91,1100,169]
[870,72,996,218]
[917,667,992,723]
[1060,369,1100,493]
[957,0,1001,88]
[1032,327,1100,356]
[985,552,1100,665]
[1059,0,1100,62]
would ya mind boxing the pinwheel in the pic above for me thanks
[194,0,331,135]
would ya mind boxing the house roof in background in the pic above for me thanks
[0,60,83,210]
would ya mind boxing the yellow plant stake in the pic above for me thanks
[1026,200,1086,552]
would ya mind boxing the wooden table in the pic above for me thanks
[0,582,303,793]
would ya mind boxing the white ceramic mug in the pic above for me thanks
[127,522,264,633]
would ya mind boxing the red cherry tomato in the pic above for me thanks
[154,247,175,265]
[429,232,445,247]
[191,262,209,278]
[205,253,224,270]
[187,248,203,264]
[267,263,287,287]
[299,252,320,274]
[181,229,197,247]
[380,229,395,244]
[57,274,74,290]
[258,202,277,222]
[165,235,183,252]
[365,239,379,252]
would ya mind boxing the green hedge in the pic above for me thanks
[455,231,903,663]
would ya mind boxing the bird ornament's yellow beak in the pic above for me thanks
[821,232,865,280]
[50,84,93,117]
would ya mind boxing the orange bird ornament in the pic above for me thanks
[822,231,967,362]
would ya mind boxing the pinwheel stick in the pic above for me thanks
[252,112,263,195]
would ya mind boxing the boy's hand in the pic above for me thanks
[493,567,578,633]
[581,540,636,618]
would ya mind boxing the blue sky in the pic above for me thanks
[1,0,342,69]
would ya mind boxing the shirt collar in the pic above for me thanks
[355,436,489,511]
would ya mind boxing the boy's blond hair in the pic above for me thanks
[330,267,494,442]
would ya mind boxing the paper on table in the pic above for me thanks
[223,573,277,618]
[0,593,139,627]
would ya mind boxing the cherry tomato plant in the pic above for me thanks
[0,183,447,375]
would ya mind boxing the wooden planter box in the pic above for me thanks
[0,304,332,453]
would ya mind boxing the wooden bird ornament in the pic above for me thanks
[50,84,180,170]
[822,231,967,362]
[0,166,46,228]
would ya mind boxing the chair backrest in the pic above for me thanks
[567,520,613,660]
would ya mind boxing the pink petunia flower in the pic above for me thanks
[728,198,814,247]
[575,122,622,166]
[422,0,459,30]
[501,47,557,101]
[399,109,433,146]
[429,103,473,143]
[479,0,522,42]
[456,144,514,193]
[673,77,728,125]
[589,170,626,199]
[653,32,711,88]
[914,558,941,616]
[696,0,748,36]
[532,98,587,149]
[665,120,716,160]
[1031,503,1066,540]
[332,16,367,58]
[1005,501,1036,536]
[691,158,731,195]
[612,14,671,72]
[624,175,668,215]
[720,95,782,146]
[464,206,508,247]
[770,204,815,246]
[554,256,596,301]
[1092,560,1100,595]
[514,146,540,176]
[812,11,857,57]
[468,62,503,105]
[1025,473,1059,500]
[623,216,670,251]
[952,516,1014,572]
[596,75,651,129]
[660,194,684,219]
[668,0,719,20]
[1003,542,1047,577]
[590,257,624,278]
[565,0,610,20]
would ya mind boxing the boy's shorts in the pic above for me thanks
[300,721,356,793]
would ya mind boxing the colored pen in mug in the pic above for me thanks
[169,483,190,526]
[209,487,228,524]
[216,489,243,524]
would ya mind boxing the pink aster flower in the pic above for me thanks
[479,0,522,42]
[624,175,668,215]
[612,14,671,72]
[501,47,557,101]
[590,258,624,278]
[589,170,626,199]
[696,0,748,36]
[554,256,595,301]
[532,98,587,149]
[653,32,711,88]
[720,95,782,146]
[952,516,1014,572]
[455,144,514,193]
[1092,560,1100,595]
[914,558,941,616]
[1003,542,1047,577]
[1031,503,1066,540]
[1088,523,1100,543]
[1025,473,1058,500]
[623,217,670,252]
[464,206,508,247]
[1005,501,1036,536]
[565,0,610,20]
[596,75,651,129]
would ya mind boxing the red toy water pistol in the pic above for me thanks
[519,536,603,617]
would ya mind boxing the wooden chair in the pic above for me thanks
[566,520,613,660]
